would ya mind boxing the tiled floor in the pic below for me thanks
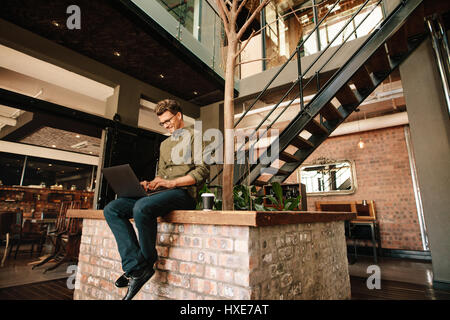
[0,245,71,289]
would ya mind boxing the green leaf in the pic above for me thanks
[266,195,279,206]
[284,201,293,211]
[254,203,266,211]
[271,182,284,206]
[285,195,301,211]
[214,199,222,210]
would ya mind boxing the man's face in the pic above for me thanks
[158,110,182,134]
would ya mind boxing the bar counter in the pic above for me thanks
[68,209,356,300]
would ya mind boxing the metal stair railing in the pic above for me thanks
[231,0,385,185]
[426,14,450,116]
[239,0,424,186]
[210,0,366,184]
[241,0,383,155]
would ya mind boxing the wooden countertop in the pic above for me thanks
[67,209,356,227]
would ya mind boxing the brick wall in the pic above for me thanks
[284,125,423,251]
[74,219,350,300]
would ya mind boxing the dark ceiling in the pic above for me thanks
[0,0,226,105]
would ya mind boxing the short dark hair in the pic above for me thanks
[155,99,182,116]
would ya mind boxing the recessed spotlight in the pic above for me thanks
[51,20,61,27]
[193,91,198,95]
[48,164,52,167]
[159,74,165,79]
[113,51,121,57]
[89,151,93,154]
[75,135,80,138]
[52,145,56,148]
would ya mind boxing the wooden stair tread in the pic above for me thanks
[386,25,409,58]
[351,67,373,93]
[405,3,425,38]
[335,84,359,107]
[290,135,314,149]
[279,151,301,163]
[264,167,291,176]
[253,180,267,187]
[319,102,344,122]
[365,46,391,76]
[305,119,328,136]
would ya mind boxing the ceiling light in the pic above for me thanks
[51,20,61,27]
[193,91,198,95]
[159,74,165,79]
[48,164,52,167]
[76,134,80,138]
[52,145,56,148]
[113,51,121,57]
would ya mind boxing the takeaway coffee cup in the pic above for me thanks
[201,193,215,211]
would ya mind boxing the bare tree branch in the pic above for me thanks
[236,0,249,18]
[236,57,273,66]
[236,0,270,41]
[216,0,231,35]
[288,2,302,25]
[234,29,256,59]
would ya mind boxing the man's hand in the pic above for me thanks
[147,176,176,191]
[140,180,150,191]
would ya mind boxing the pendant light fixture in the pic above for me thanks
[356,109,365,149]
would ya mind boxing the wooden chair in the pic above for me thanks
[0,211,15,267]
[11,211,47,259]
[315,200,381,263]
[32,201,83,273]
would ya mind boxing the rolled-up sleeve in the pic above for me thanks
[156,145,167,179]
[188,136,210,185]
[188,162,209,185]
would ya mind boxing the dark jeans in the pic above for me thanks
[103,188,196,274]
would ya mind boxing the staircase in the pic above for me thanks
[212,0,443,189]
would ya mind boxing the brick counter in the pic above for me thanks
[68,209,355,300]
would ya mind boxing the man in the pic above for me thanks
[103,99,209,300]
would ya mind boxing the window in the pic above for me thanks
[0,152,25,186]
[298,159,357,195]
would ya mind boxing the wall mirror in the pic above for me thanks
[298,159,357,195]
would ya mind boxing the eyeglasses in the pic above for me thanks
[159,113,177,127]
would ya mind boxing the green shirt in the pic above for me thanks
[157,126,209,200]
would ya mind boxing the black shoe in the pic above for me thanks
[122,267,155,300]
[115,273,130,288]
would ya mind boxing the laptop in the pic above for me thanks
[102,164,166,198]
